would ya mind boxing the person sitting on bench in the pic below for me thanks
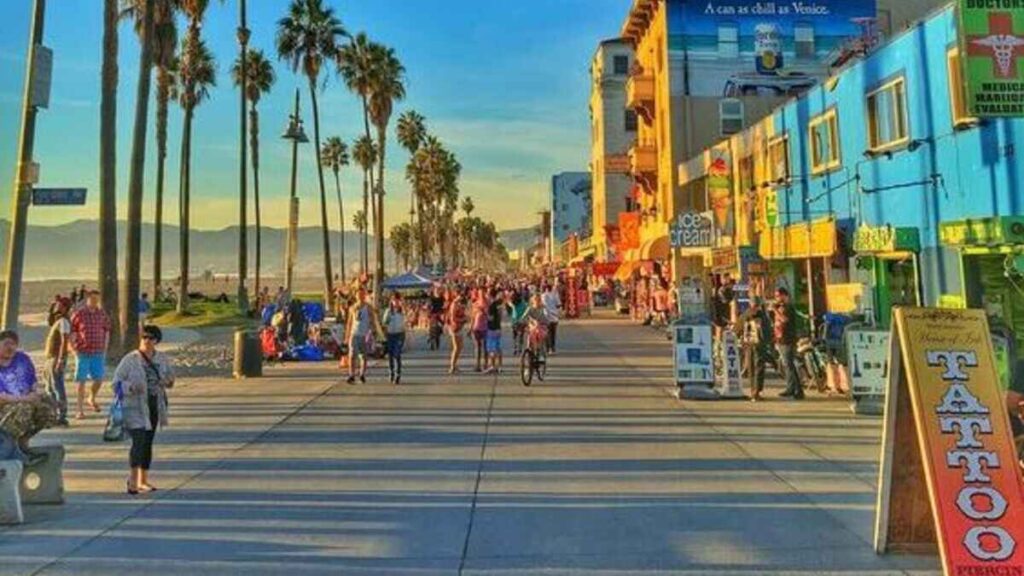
[0,331,57,464]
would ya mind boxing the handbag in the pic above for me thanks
[102,382,125,443]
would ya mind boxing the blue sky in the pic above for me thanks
[0,0,627,231]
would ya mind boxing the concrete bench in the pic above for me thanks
[0,460,24,525]
[20,443,64,505]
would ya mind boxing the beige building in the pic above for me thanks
[589,38,636,263]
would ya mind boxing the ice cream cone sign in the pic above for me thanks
[708,154,733,232]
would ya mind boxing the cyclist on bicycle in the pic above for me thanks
[508,291,529,355]
[522,294,550,358]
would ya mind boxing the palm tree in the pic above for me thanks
[352,135,376,275]
[231,48,275,306]
[100,0,121,355]
[121,0,157,349]
[396,110,426,259]
[389,223,413,272]
[353,209,367,263]
[175,10,217,314]
[120,0,178,299]
[320,137,349,282]
[366,43,405,292]
[276,0,345,309]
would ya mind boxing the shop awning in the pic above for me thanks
[614,260,640,282]
[940,216,1024,247]
[759,218,837,260]
[640,235,671,260]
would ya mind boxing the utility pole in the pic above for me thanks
[236,0,250,314]
[2,0,47,331]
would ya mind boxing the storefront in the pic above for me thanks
[759,218,847,332]
[851,225,922,328]
[941,216,1024,390]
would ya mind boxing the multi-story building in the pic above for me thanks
[589,38,637,264]
[550,173,592,263]
[677,2,1024,344]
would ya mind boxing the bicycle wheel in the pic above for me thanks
[536,353,547,382]
[520,350,534,387]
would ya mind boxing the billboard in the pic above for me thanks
[958,0,1024,117]
[678,0,878,97]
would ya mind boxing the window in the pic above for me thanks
[625,109,638,132]
[613,55,629,76]
[719,98,744,135]
[947,48,978,128]
[866,77,909,151]
[809,109,841,174]
[795,22,815,58]
[718,23,739,58]
[767,135,790,183]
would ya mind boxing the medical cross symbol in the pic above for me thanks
[967,12,1024,79]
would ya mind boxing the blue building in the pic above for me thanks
[679,3,1024,341]
[550,172,593,261]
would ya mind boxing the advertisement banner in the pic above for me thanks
[670,212,716,249]
[679,0,877,97]
[707,147,735,238]
[619,212,641,252]
[875,308,1024,572]
[959,0,1024,117]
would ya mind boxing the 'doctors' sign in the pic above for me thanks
[679,0,877,97]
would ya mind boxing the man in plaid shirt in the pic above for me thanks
[70,290,111,419]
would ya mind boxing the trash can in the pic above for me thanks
[233,329,263,379]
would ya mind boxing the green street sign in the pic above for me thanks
[959,0,1024,117]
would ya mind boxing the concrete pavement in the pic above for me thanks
[0,311,941,575]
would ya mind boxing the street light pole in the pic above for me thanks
[282,88,307,293]
[237,0,249,314]
[2,0,46,331]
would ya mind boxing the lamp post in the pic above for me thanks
[281,88,308,293]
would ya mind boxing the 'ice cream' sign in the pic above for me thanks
[670,212,715,249]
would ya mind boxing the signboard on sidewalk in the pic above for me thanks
[875,308,1024,574]
[958,0,1024,117]
[714,329,744,398]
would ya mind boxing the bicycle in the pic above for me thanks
[520,321,548,387]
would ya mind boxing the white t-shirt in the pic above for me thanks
[542,291,561,323]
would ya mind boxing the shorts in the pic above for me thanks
[74,353,105,382]
[485,330,502,354]
[348,335,371,357]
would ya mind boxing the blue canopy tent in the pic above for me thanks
[381,272,434,291]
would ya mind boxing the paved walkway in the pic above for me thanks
[1,312,940,575]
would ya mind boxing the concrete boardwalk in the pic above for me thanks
[1,312,940,575]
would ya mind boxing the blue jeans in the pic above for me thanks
[386,333,405,379]
[46,358,68,421]
[776,344,803,397]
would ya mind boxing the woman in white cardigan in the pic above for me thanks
[113,325,174,495]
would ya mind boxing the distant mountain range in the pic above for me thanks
[0,219,540,280]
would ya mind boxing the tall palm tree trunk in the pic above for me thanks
[177,105,193,314]
[154,69,169,298]
[249,104,262,304]
[333,169,345,283]
[374,125,387,291]
[308,80,334,308]
[362,170,369,273]
[123,0,156,351]
[99,0,120,356]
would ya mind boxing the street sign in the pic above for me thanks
[959,0,1024,117]
[31,188,86,206]
[30,45,52,110]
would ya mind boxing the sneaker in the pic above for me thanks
[56,418,70,428]
[394,376,401,385]
[359,375,366,384]
[345,376,356,385]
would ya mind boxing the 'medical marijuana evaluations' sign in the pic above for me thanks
[959,0,1024,117]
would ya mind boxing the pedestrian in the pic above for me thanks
[485,289,504,374]
[541,284,562,355]
[137,292,152,331]
[114,325,174,495]
[509,291,528,355]
[471,292,489,372]
[44,297,72,426]
[70,289,111,419]
[344,288,382,385]
[772,287,803,400]
[739,296,772,402]
[383,293,407,385]
[446,292,467,375]
[0,330,58,464]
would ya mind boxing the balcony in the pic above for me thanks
[628,141,658,193]
[626,74,655,124]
